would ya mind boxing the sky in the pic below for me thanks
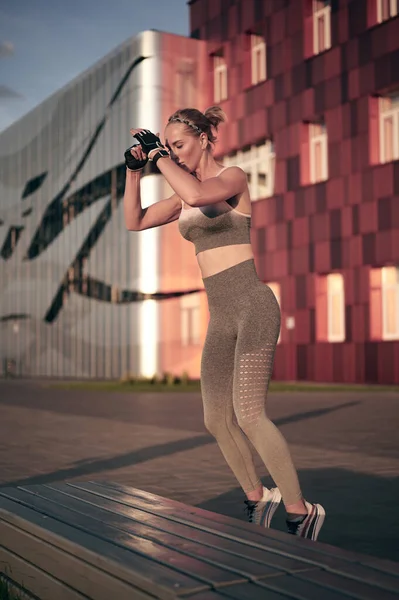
[0,0,190,133]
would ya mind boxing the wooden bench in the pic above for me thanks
[0,481,398,599]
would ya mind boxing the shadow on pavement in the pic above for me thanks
[0,401,359,488]
[197,467,399,563]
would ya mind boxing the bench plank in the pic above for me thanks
[1,481,398,600]
[0,495,210,599]
[37,483,316,580]
[76,481,399,592]
[0,518,158,600]
[0,546,89,600]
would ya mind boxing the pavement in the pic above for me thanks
[0,379,398,562]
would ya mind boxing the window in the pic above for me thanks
[313,0,331,54]
[213,54,228,102]
[181,293,201,346]
[251,34,266,85]
[316,273,345,342]
[382,266,399,339]
[327,273,345,342]
[380,93,399,163]
[309,122,328,183]
[267,282,281,343]
[223,139,276,200]
[377,0,398,22]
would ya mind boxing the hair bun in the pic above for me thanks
[204,106,227,129]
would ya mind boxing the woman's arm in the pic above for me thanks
[156,158,247,207]
[123,170,143,230]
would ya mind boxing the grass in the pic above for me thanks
[46,379,399,394]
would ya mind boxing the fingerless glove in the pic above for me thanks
[124,145,148,171]
[133,130,167,155]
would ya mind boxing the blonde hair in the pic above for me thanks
[167,106,226,145]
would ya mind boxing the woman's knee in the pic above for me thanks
[204,410,232,438]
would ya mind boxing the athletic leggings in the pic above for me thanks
[201,258,302,506]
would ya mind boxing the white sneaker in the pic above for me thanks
[244,486,282,528]
[286,500,326,541]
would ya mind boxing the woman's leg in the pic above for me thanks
[232,284,305,510]
[201,316,262,495]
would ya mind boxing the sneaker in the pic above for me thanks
[244,486,282,528]
[286,500,325,541]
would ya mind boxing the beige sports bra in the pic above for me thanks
[178,167,251,256]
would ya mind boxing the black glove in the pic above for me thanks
[133,130,167,156]
[124,145,148,171]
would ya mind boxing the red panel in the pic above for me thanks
[326,178,346,210]
[340,139,353,176]
[242,0,255,32]
[302,88,315,121]
[349,236,362,267]
[292,217,309,248]
[359,202,378,234]
[367,0,377,27]
[352,305,366,343]
[266,224,277,250]
[341,206,353,238]
[314,241,330,273]
[312,213,330,242]
[270,10,287,45]
[284,191,295,220]
[304,185,316,215]
[312,53,325,86]
[369,96,380,166]
[343,268,355,304]
[348,172,362,205]
[324,46,341,80]
[373,163,394,198]
[275,159,287,195]
[289,123,302,156]
[303,14,313,59]
[273,250,289,278]
[371,20,389,59]
[392,200,399,229]
[342,239,351,268]
[387,13,399,51]
[307,274,316,308]
[325,106,343,143]
[394,344,399,384]
[378,343,395,384]
[291,246,309,275]
[295,310,310,344]
[338,6,349,44]
[348,68,360,100]
[264,79,275,107]
[346,38,359,71]
[376,231,393,264]
[325,76,342,110]
[342,344,356,383]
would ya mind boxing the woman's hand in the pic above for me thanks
[130,128,167,160]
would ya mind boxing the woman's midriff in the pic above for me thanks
[197,244,254,278]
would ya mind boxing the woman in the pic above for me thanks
[123,106,325,541]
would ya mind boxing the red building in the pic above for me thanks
[187,0,399,384]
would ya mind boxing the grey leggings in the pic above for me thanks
[201,258,302,506]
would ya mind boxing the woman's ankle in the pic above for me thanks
[285,498,307,516]
[246,483,264,502]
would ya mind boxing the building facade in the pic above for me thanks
[0,31,208,379]
[1,0,399,384]
[189,0,399,384]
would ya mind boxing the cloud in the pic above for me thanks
[0,41,14,58]
[0,85,23,100]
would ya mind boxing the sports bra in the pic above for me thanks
[178,167,251,255]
